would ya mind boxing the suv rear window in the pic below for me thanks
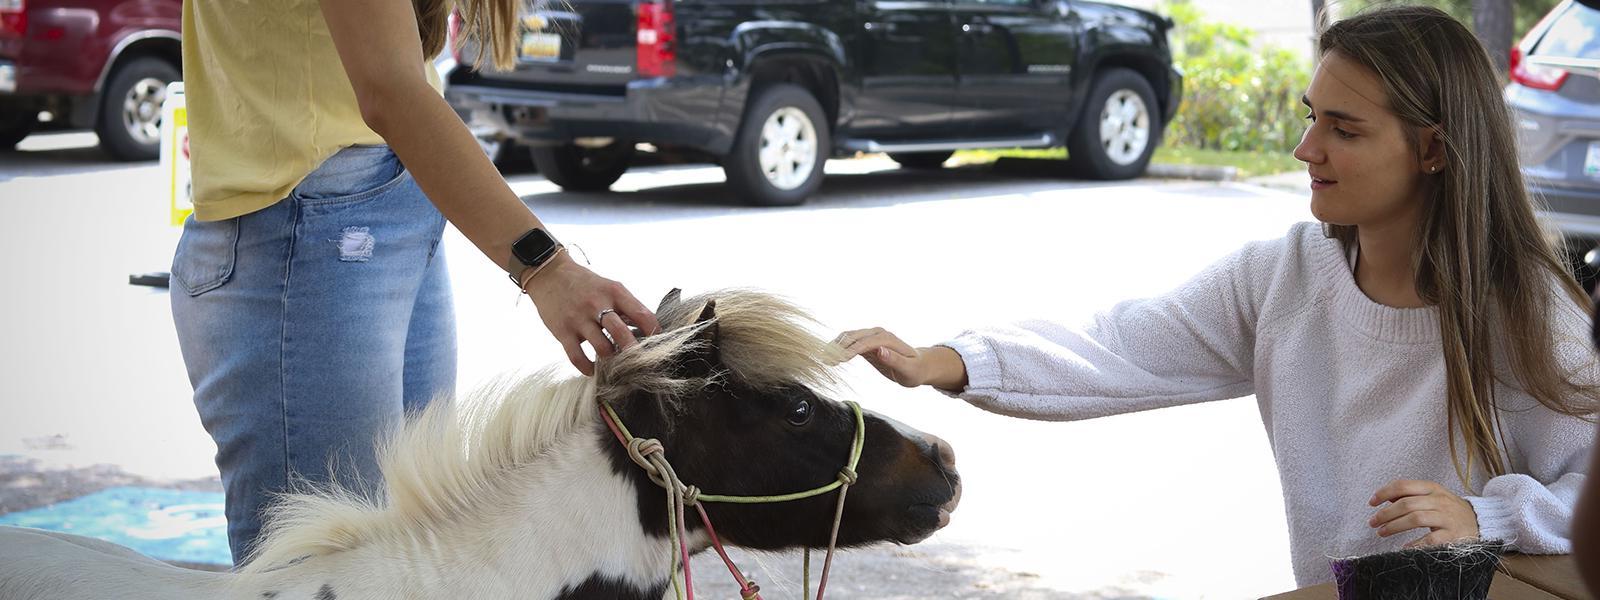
[1533,3,1600,59]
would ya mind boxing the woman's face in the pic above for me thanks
[1293,51,1431,230]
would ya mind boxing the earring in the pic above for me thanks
[1429,166,1437,173]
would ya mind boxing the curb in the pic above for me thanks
[988,156,1237,182]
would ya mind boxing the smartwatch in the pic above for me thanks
[507,227,563,285]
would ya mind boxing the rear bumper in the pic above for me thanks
[1163,64,1183,124]
[1534,178,1600,238]
[445,74,739,156]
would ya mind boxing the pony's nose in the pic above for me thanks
[924,434,956,472]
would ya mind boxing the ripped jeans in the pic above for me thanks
[170,145,456,565]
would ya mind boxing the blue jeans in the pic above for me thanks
[170,145,456,564]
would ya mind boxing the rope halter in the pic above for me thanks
[599,399,866,600]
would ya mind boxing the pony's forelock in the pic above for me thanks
[595,288,850,404]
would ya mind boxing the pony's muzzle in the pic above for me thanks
[922,433,962,526]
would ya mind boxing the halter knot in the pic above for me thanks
[627,438,670,484]
[836,467,857,486]
[739,580,761,600]
[681,484,701,506]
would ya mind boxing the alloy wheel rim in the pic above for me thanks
[122,77,168,146]
[1099,89,1150,166]
[758,107,818,191]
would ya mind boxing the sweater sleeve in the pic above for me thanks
[942,233,1287,421]
[1464,297,1599,553]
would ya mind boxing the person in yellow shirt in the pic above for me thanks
[169,0,660,565]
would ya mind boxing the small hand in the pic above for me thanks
[524,254,661,376]
[1368,479,1480,548]
[835,327,931,388]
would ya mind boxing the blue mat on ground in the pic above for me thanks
[0,486,230,566]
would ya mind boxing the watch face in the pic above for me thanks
[513,228,559,266]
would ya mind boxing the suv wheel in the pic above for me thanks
[530,142,633,191]
[724,83,829,206]
[1065,67,1159,180]
[481,135,534,174]
[889,151,953,170]
[0,111,37,150]
[97,56,179,162]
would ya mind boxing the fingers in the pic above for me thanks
[835,327,917,358]
[1370,479,1440,506]
[580,321,617,362]
[562,338,596,377]
[1369,496,1430,528]
[600,310,638,350]
[1374,511,1441,538]
[612,284,661,337]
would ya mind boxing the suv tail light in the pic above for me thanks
[636,1,676,78]
[448,9,462,63]
[1510,47,1569,91]
[0,0,25,39]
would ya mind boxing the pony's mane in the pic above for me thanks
[242,288,847,572]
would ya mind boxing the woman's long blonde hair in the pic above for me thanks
[416,0,524,71]
[1320,5,1599,487]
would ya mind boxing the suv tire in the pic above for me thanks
[888,151,953,170]
[1065,67,1159,180]
[530,142,633,191]
[724,83,829,207]
[0,111,36,150]
[97,56,179,162]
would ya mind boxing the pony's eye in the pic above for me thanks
[786,400,812,426]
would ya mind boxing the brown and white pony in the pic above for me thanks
[0,288,961,599]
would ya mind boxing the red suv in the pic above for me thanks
[0,0,180,160]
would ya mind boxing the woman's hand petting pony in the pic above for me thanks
[1368,479,1480,548]
[835,328,968,391]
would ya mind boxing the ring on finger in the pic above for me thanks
[597,308,618,323]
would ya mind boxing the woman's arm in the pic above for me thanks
[318,0,658,375]
[841,233,1291,421]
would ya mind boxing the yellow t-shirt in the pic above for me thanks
[182,0,443,221]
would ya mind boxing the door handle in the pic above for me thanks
[961,22,994,34]
[864,21,898,33]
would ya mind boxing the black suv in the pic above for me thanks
[445,0,1181,206]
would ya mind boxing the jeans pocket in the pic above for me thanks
[171,215,240,297]
[292,146,408,208]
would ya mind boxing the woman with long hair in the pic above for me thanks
[172,0,660,564]
[838,5,1598,585]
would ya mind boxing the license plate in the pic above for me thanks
[519,32,561,62]
[1586,141,1600,178]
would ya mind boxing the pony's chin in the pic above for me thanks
[892,504,951,544]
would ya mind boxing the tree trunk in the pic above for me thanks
[1474,0,1514,75]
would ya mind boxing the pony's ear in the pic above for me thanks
[680,300,720,376]
[657,288,683,314]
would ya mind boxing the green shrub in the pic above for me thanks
[1161,0,1311,154]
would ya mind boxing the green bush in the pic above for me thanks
[1161,0,1311,154]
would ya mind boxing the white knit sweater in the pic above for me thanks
[942,222,1597,586]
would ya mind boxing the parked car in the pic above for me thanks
[0,0,181,160]
[444,0,1181,206]
[1506,0,1600,286]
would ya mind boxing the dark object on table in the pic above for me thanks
[128,272,170,288]
[1331,540,1505,600]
